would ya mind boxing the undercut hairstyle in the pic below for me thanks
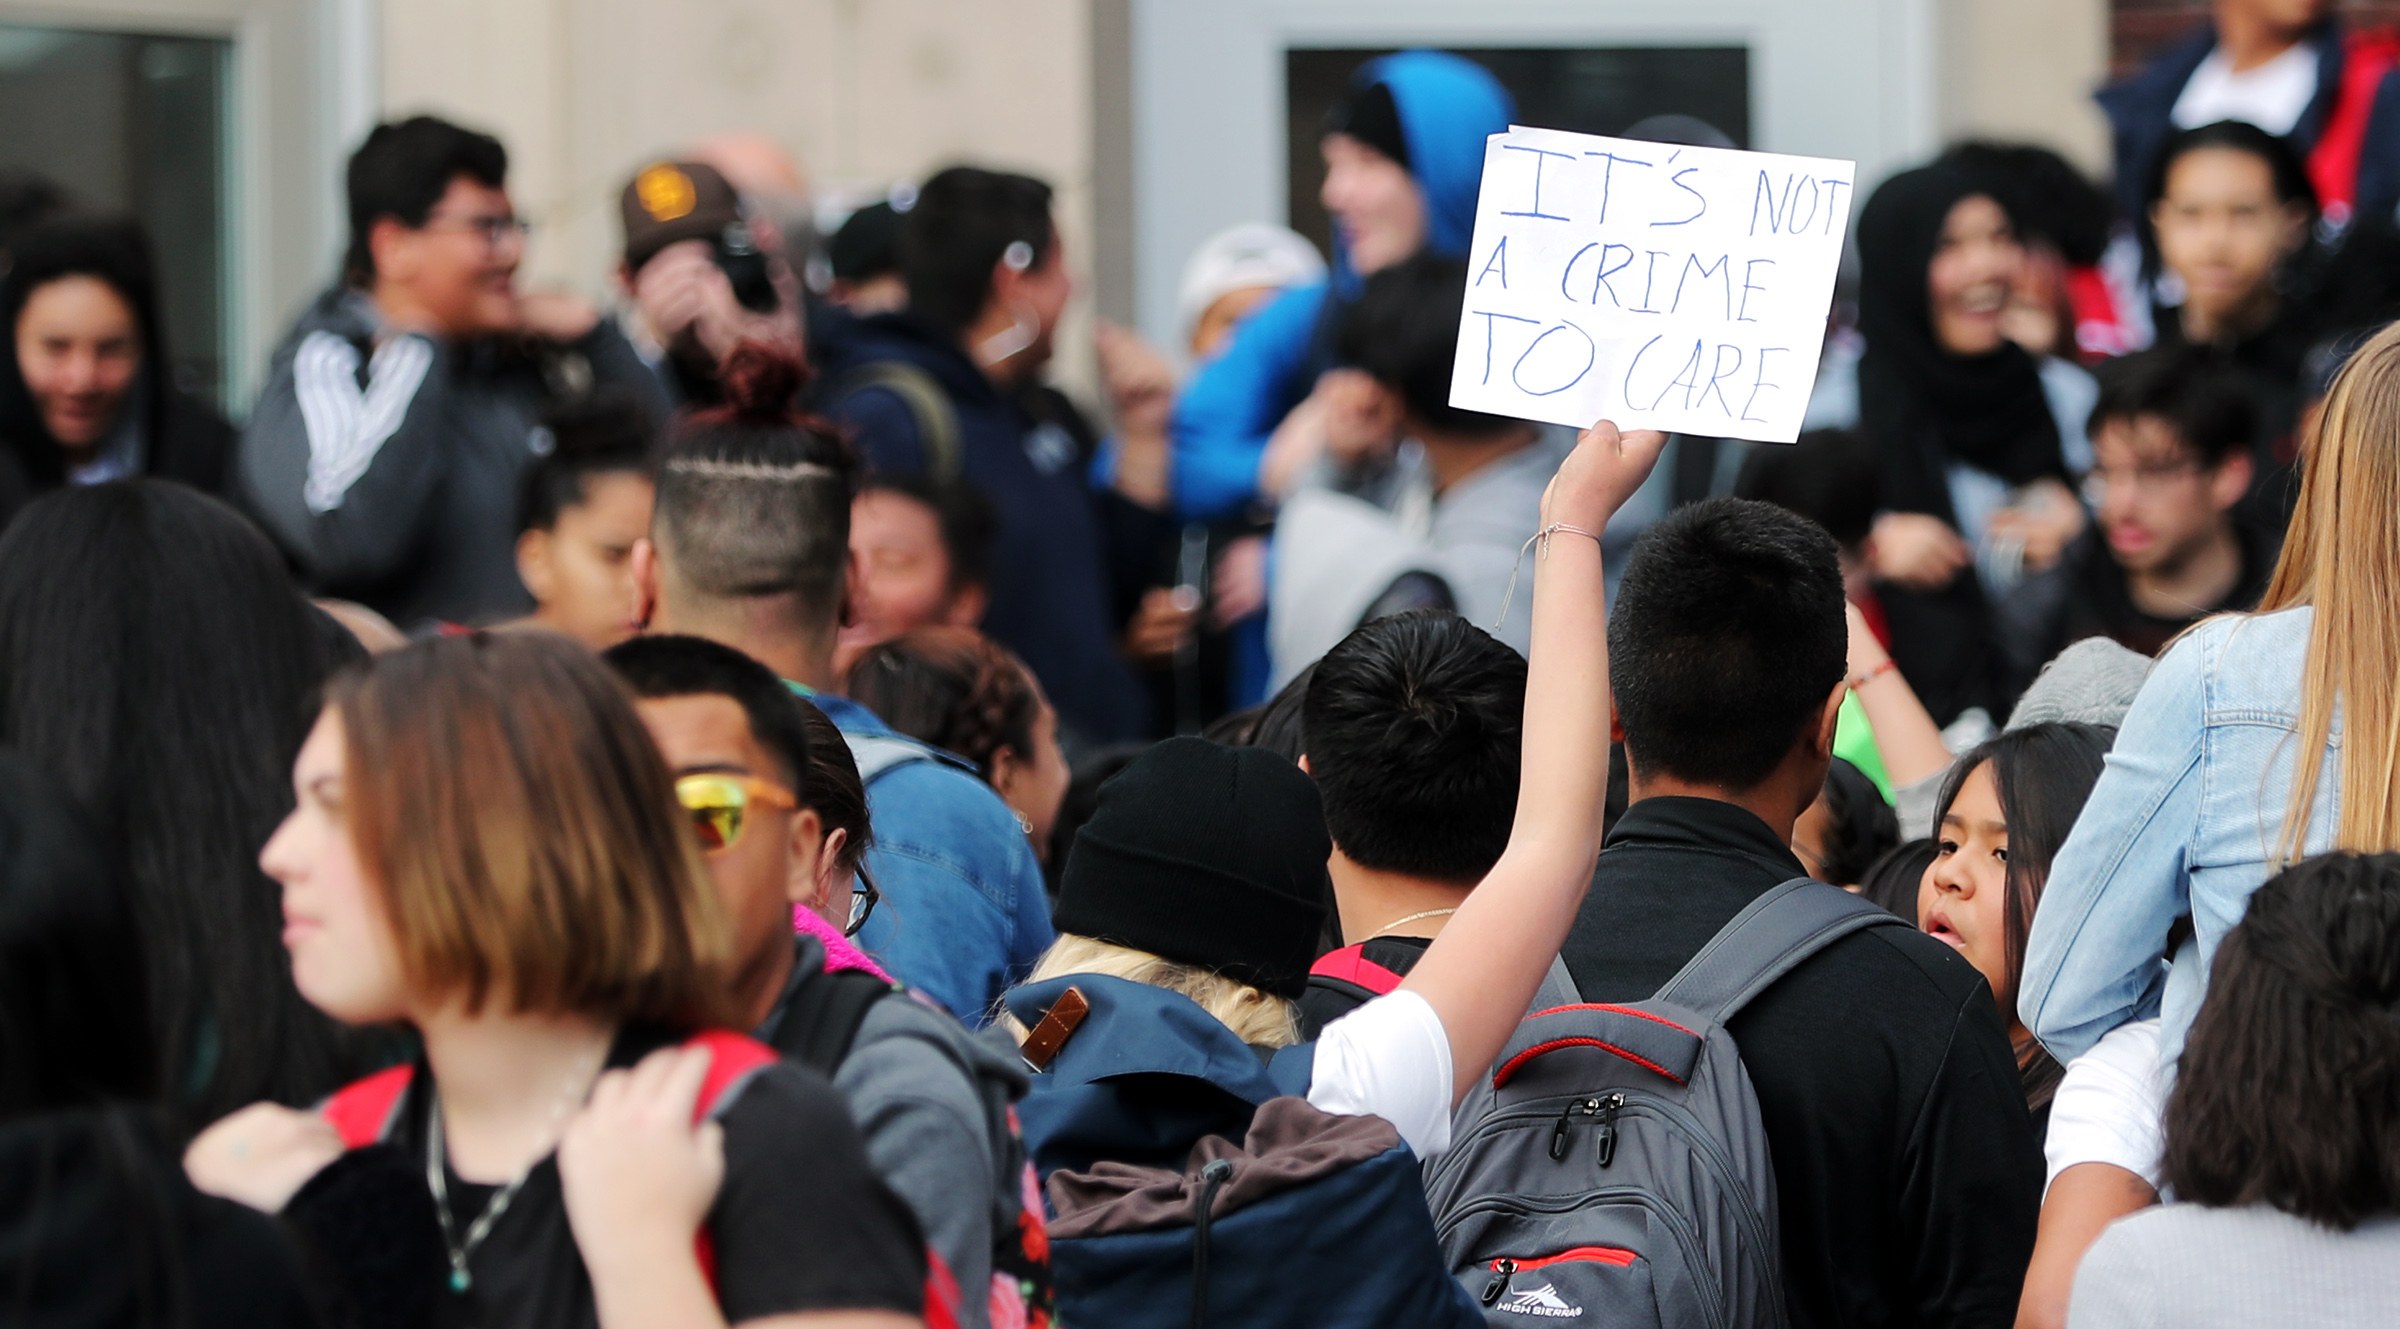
[2087,344,2259,470]
[328,632,735,1026]
[843,626,1040,785]
[343,114,508,287]
[900,166,1056,335]
[652,343,856,624]
[1608,498,1847,790]
[517,389,655,536]
[0,748,156,1115]
[1303,610,1526,883]
[860,472,997,595]
[603,634,813,794]
[2163,851,2400,1229]
[1337,253,1520,438]
[0,481,361,1123]
[1733,428,1880,551]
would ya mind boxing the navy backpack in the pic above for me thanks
[1004,973,1484,1329]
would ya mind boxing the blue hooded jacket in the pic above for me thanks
[1168,51,1515,523]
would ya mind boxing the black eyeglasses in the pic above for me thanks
[845,867,882,938]
[423,212,533,251]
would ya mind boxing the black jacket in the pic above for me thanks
[0,386,235,531]
[1562,797,2042,1329]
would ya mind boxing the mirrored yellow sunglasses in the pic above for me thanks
[673,773,797,852]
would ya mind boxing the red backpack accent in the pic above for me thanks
[2308,29,2400,226]
[1307,944,1408,997]
[322,1063,415,1150]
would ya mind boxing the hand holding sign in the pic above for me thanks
[1448,126,1856,443]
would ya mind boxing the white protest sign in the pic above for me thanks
[1447,125,1855,443]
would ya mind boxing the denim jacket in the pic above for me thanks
[807,691,1055,1026]
[2021,607,2339,1065]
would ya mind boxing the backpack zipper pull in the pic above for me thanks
[1550,1096,1606,1160]
[1481,1258,1518,1307]
[1595,1092,1625,1168]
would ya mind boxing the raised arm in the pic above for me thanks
[1401,420,1667,1102]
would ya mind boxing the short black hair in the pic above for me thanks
[899,166,1055,334]
[1304,610,1527,883]
[2087,344,2259,469]
[1337,252,1519,438]
[603,633,814,794]
[2148,119,2317,215]
[1812,756,1900,887]
[859,472,996,594]
[829,201,904,283]
[1733,428,1880,550]
[1609,498,1847,790]
[517,389,655,535]
[344,115,508,286]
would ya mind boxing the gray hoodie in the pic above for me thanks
[758,935,1028,1329]
[238,286,656,627]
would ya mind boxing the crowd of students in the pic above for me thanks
[5,7,2400,1327]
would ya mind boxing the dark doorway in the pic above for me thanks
[1286,46,1751,260]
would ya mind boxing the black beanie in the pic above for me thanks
[1053,737,1332,1000]
[1322,79,1412,173]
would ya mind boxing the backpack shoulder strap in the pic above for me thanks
[763,966,899,1077]
[683,1029,782,1121]
[321,1064,415,1148]
[846,733,940,786]
[1653,878,1908,1026]
[842,361,963,482]
[1308,944,1407,998]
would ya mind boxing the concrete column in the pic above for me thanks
[1936,0,2113,175]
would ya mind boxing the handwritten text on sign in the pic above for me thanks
[1447,126,1855,443]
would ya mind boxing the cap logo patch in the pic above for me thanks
[636,164,697,222]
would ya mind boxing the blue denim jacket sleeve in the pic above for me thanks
[2019,629,2206,1063]
[854,759,1055,1027]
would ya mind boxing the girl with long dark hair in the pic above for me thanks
[0,216,233,529]
[1920,721,2115,1132]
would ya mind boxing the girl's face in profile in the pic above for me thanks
[261,709,411,1025]
[1921,761,2014,1012]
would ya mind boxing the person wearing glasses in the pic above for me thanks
[239,115,659,630]
[607,631,1031,1329]
[1997,344,2274,688]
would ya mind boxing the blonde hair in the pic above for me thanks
[1003,933,1304,1050]
[2256,321,2400,861]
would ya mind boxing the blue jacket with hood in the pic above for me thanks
[1168,51,1515,523]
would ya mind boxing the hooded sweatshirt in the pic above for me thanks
[1168,51,1515,523]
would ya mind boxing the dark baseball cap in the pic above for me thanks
[621,160,742,273]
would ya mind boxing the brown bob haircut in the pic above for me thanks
[2162,851,2400,1229]
[325,631,736,1026]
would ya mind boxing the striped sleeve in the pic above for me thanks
[295,330,436,513]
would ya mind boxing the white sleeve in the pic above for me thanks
[295,330,436,513]
[2044,1018,2167,1195]
[1306,988,1456,1160]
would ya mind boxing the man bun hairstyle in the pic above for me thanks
[899,166,1056,336]
[2162,851,2400,1229]
[343,114,507,287]
[1303,610,1526,884]
[652,342,855,621]
[1608,497,1847,791]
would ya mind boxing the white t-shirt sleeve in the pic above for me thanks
[1306,988,1456,1160]
[2044,1018,2168,1196]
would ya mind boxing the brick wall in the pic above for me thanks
[2114,2,2400,76]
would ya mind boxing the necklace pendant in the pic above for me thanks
[449,1268,471,1293]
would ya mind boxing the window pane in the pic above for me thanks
[0,24,231,407]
